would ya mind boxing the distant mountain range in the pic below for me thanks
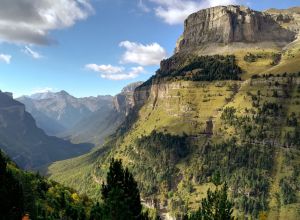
[0,82,143,170]
[17,82,143,145]
[0,91,92,170]
[17,91,114,136]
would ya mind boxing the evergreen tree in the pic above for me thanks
[188,183,234,220]
[101,158,143,220]
[0,151,24,220]
[212,171,222,187]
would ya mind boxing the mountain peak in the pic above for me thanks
[58,90,70,96]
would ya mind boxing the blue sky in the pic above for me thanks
[0,0,299,98]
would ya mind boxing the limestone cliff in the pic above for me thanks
[175,5,298,53]
[113,81,143,115]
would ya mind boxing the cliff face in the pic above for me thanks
[113,81,143,115]
[176,5,297,53]
[266,7,300,39]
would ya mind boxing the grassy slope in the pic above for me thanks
[266,40,300,74]
[48,41,300,219]
[223,76,300,220]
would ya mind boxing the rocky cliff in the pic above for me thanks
[113,81,143,115]
[176,5,298,53]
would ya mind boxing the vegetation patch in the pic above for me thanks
[157,55,242,82]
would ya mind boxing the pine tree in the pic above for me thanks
[0,151,24,220]
[188,183,234,220]
[101,158,143,220]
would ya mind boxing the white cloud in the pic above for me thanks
[85,64,124,74]
[119,41,167,66]
[149,0,239,25]
[85,64,145,80]
[0,0,94,45]
[23,46,43,59]
[0,54,11,64]
[101,66,145,80]
[30,87,54,94]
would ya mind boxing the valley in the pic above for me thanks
[1,3,300,220]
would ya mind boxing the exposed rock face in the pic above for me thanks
[266,7,300,39]
[176,5,297,53]
[114,81,143,115]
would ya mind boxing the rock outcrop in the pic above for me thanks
[176,5,297,53]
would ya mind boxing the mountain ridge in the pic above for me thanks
[17,90,114,135]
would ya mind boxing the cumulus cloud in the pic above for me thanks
[149,0,239,25]
[23,46,43,59]
[119,41,167,66]
[85,64,145,80]
[0,0,93,45]
[0,54,11,64]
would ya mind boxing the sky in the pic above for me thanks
[0,0,299,98]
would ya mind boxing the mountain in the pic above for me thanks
[17,83,142,145]
[48,5,300,219]
[17,91,114,136]
[63,82,143,144]
[175,5,296,54]
[175,5,299,55]
[0,91,92,170]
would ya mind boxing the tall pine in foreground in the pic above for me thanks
[101,158,143,220]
